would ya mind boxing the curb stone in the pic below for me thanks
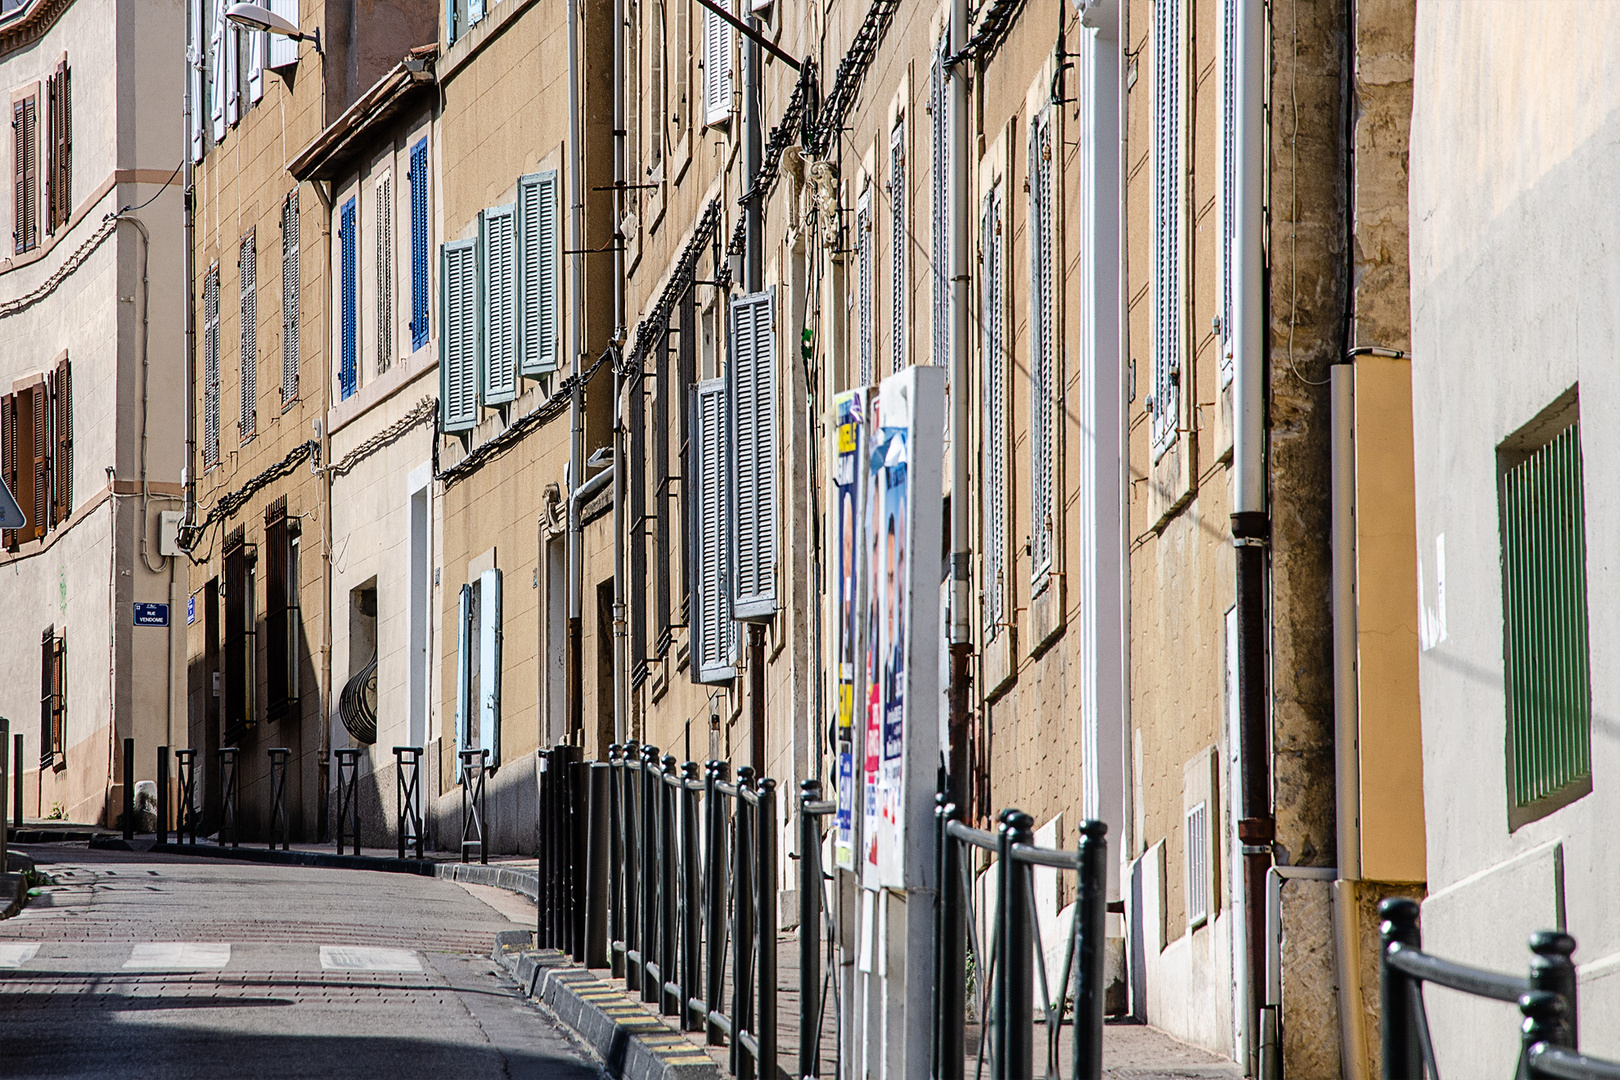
[0,871,23,920]
[492,935,720,1080]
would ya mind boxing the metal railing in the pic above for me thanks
[394,745,424,860]
[536,744,587,957]
[157,745,170,844]
[1379,897,1620,1080]
[460,749,489,864]
[267,748,291,851]
[218,747,240,847]
[935,801,1109,1080]
[174,749,199,844]
[798,780,838,1080]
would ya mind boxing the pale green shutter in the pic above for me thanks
[479,568,502,765]
[439,239,479,431]
[481,205,517,404]
[690,378,736,683]
[517,171,560,376]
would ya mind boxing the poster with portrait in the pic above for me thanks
[829,389,865,871]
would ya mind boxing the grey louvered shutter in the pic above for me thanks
[239,233,257,439]
[440,239,480,431]
[1218,0,1237,389]
[728,290,777,620]
[930,35,949,368]
[209,0,225,143]
[889,121,906,374]
[980,188,1005,639]
[690,378,736,683]
[856,188,873,386]
[516,171,560,376]
[376,176,393,375]
[1151,0,1181,459]
[481,205,517,404]
[280,193,299,404]
[268,0,299,68]
[1027,112,1056,580]
[454,582,470,755]
[479,567,502,765]
[203,265,221,468]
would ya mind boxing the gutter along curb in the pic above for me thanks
[492,932,720,1080]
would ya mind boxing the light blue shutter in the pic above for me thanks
[930,35,949,368]
[226,21,240,126]
[1028,111,1056,580]
[408,139,430,350]
[1151,0,1181,459]
[516,171,560,375]
[469,0,485,28]
[481,204,517,404]
[208,0,225,143]
[889,120,906,373]
[338,197,357,400]
[479,568,502,765]
[189,0,205,159]
[981,188,1005,640]
[728,290,777,619]
[454,582,470,756]
[268,0,300,69]
[446,0,458,47]
[247,27,264,102]
[690,378,737,683]
[439,238,479,431]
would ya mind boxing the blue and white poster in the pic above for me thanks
[830,389,866,871]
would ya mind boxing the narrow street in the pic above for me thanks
[0,845,600,1080]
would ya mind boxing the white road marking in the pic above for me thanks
[319,946,422,972]
[124,943,232,970]
[0,943,40,968]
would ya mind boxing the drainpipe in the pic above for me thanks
[611,0,629,747]
[566,0,586,746]
[742,2,764,774]
[946,0,971,806]
[1231,0,1272,1071]
[311,178,335,844]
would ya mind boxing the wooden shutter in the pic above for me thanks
[856,188,873,386]
[702,0,733,126]
[39,628,53,761]
[516,171,559,376]
[1,393,16,548]
[281,193,299,404]
[45,66,58,233]
[265,501,288,718]
[337,197,357,399]
[440,239,480,431]
[408,139,429,350]
[1151,0,1182,459]
[728,290,777,619]
[208,0,226,144]
[689,378,736,683]
[203,265,220,467]
[1028,111,1056,580]
[223,530,246,736]
[889,120,906,374]
[13,95,38,254]
[1218,0,1237,389]
[981,187,1006,640]
[51,356,70,524]
[376,175,393,375]
[27,380,45,542]
[267,0,300,69]
[481,204,517,404]
[239,232,257,439]
[930,36,949,368]
[478,568,502,764]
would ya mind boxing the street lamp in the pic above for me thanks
[224,2,323,57]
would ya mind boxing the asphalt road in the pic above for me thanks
[0,844,602,1080]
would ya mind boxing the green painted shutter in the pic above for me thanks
[516,171,560,376]
[439,239,479,431]
[481,204,516,404]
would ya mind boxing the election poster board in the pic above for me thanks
[829,389,866,871]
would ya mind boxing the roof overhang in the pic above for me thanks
[289,45,438,183]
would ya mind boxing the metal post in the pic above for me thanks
[0,718,8,873]
[585,759,610,967]
[157,746,170,845]
[268,748,291,851]
[935,797,966,1080]
[733,766,756,1080]
[122,737,135,840]
[458,748,488,864]
[705,759,728,1046]
[572,752,590,961]
[624,742,642,991]
[800,780,822,1080]
[393,746,423,859]
[1521,990,1567,1078]
[996,810,1035,1080]
[661,755,680,1016]
[1379,898,1422,1080]
[608,745,625,975]
[755,777,777,1080]
[1074,820,1109,1080]
[335,747,362,855]
[641,744,660,1004]
[12,732,22,830]
[1529,931,1579,1049]
[174,749,197,844]
[218,747,239,848]
[681,761,703,1032]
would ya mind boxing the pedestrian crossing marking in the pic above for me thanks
[0,943,39,968]
[319,946,423,972]
[124,943,231,970]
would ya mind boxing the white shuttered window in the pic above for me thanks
[1151,0,1183,459]
[239,233,257,440]
[481,206,517,404]
[980,188,1006,640]
[440,239,480,431]
[690,378,737,683]
[208,0,225,143]
[517,171,560,376]
[268,0,300,69]
[702,0,733,126]
[728,290,777,619]
[189,0,205,160]
[1028,110,1056,581]
[889,121,907,374]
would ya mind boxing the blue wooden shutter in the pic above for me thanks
[481,204,517,404]
[439,238,480,431]
[338,197,358,400]
[479,567,502,765]
[516,171,560,376]
[408,139,429,350]
[728,290,777,619]
[690,378,736,683]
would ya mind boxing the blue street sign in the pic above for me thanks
[187,596,196,624]
[134,603,170,627]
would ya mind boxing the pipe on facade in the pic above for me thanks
[311,177,336,843]
[1330,364,1360,884]
[569,463,615,529]
[946,0,971,806]
[565,0,586,745]
[1260,864,1337,1080]
[611,0,630,748]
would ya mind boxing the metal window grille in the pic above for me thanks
[889,121,906,374]
[856,189,873,387]
[239,232,257,439]
[376,175,393,375]
[338,197,357,400]
[1028,111,1056,580]
[981,187,1006,639]
[1151,0,1181,459]
[1185,801,1209,929]
[281,193,299,404]
[930,36,949,368]
[1502,420,1593,812]
[481,204,517,404]
[203,265,221,468]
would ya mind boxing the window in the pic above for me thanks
[702,0,733,126]
[337,196,357,400]
[516,171,560,376]
[45,57,70,234]
[1185,800,1209,929]
[226,14,241,126]
[189,0,205,160]
[1501,414,1592,824]
[13,91,38,254]
[654,286,695,659]
[281,192,300,404]
[1151,0,1182,459]
[1028,110,1057,583]
[223,529,257,740]
[39,626,64,766]
[856,187,873,387]
[447,0,485,44]
[239,231,257,440]
[408,139,430,350]
[267,0,299,69]
[376,175,393,375]
[729,290,777,619]
[203,264,220,467]
[245,21,264,104]
[208,0,225,144]
[630,354,647,689]
[265,499,300,721]
[2,359,75,548]
[889,121,907,374]
[440,238,479,431]
[930,35,949,368]
[690,378,736,683]
[980,185,1007,641]
[454,570,502,768]
[481,203,517,405]
[50,355,70,525]
[1218,0,1237,388]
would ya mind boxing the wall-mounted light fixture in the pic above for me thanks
[225,3,323,57]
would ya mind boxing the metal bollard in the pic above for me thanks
[703,760,728,1047]
[1,717,9,873]
[1380,898,1424,1080]
[1074,819,1110,1080]
[218,747,240,847]
[334,748,362,855]
[122,737,135,841]
[996,810,1036,1080]
[660,755,680,1016]
[1529,930,1579,1049]
[157,746,170,845]
[755,777,777,1080]
[935,798,967,1080]
[732,766,755,1080]
[680,761,703,1032]
[174,749,198,844]
[584,759,610,967]
[640,745,660,1006]
[267,748,291,851]
[12,732,22,830]
[393,746,424,859]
